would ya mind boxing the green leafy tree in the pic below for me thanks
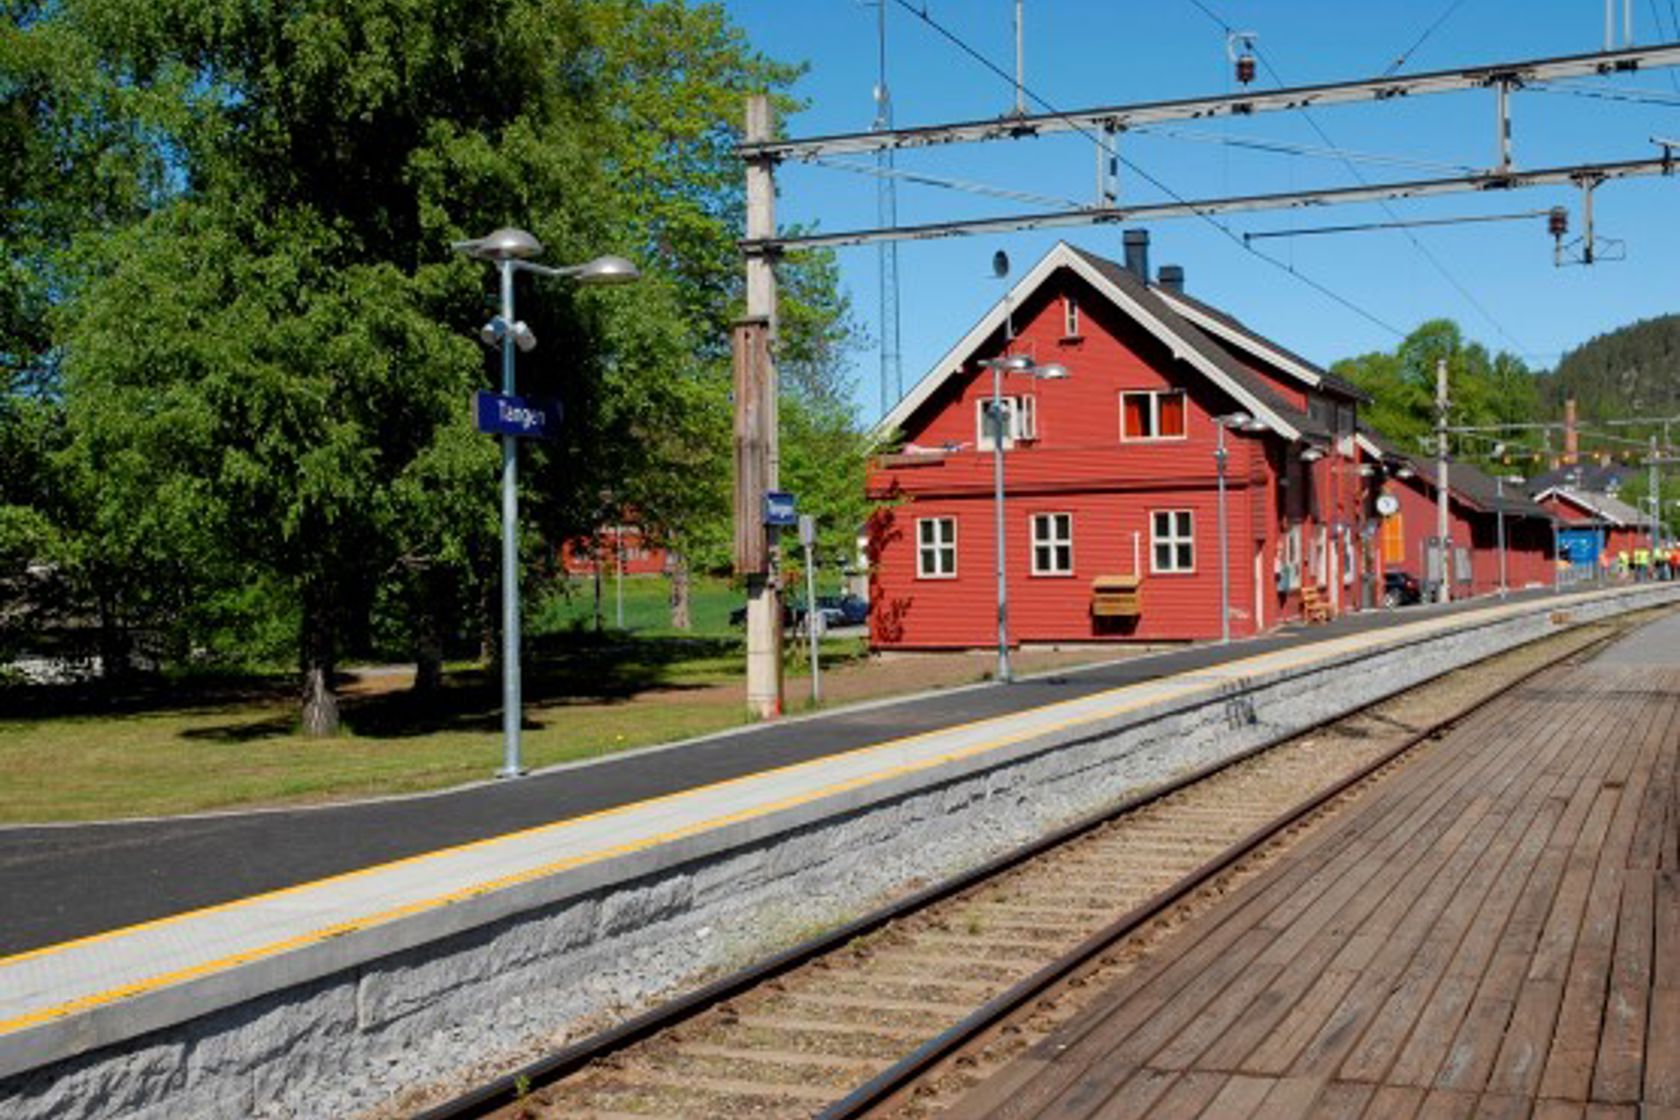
[17,0,860,734]
[1332,319,1540,465]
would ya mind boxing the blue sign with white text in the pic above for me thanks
[763,491,797,527]
[475,391,562,439]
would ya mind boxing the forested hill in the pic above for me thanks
[1543,314,1680,418]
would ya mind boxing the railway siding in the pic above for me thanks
[2,586,1675,1119]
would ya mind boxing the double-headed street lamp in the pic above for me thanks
[1213,413,1269,643]
[979,353,1067,683]
[453,228,638,779]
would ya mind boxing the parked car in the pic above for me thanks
[728,594,867,630]
[728,602,794,627]
[815,593,869,627]
[1382,570,1423,607]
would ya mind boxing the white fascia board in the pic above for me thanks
[1533,486,1623,525]
[1063,255,1302,442]
[1355,433,1387,461]
[1155,289,1323,390]
[873,241,1302,443]
[873,245,1072,439]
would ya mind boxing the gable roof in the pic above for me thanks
[1153,286,1370,403]
[875,241,1324,443]
[1527,461,1636,494]
[1531,486,1645,527]
[1361,430,1552,521]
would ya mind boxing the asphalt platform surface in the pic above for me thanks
[0,587,1594,956]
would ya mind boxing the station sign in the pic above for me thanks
[763,490,797,527]
[474,391,562,439]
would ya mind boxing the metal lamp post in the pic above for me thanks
[1214,413,1268,643]
[453,228,639,778]
[979,353,1068,683]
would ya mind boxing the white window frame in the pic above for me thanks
[1151,509,1196,574]
[975,394,1038,450]
[1063,295,1080,338]
[1120,389,1188,443]
[916,517,957,580]
[1030,512,1074,576]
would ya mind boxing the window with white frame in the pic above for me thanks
[975,395,1038,450]
[1063,295,1080,338]
[1120,390,1187,441]
[1031,512,1073,575]
[916,517,957,579]
[1151,509,1195,573]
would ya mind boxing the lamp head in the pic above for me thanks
[1299,444,1327,463]
[479,316,509,348]
[1033,362,1069,380]
[511,321,537,352]
[454,227,544,262]
[573,255,640,285]
[981,354,1033,373]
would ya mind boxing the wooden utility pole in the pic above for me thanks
[739,95,783,719]
[1436,356,1452,603]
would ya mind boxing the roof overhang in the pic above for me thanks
[1531,486,1635,526]
[1155,288,1325,392]
[873,241,1303,443]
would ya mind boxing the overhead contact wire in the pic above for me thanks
[890,0,1406,337]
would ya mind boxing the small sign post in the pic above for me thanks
[474,391,563,439]
[799,513,820,704]
[763,490,797,528]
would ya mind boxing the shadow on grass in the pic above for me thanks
[342,634,741,740]
[31,633,752,743]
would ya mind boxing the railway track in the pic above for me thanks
[408,617,1640,1120]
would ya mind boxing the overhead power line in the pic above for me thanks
[884,0,1407,337]
[1382,0,1475,76]
[1248,41,1538,361]
[1243,209,1553,241]
[741,41,1680,160]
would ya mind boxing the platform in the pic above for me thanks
[1,585,1674,1117]
[0,586,1585,957]
[955,613,1680,1119]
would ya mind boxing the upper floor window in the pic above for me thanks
[1151,509,1195,573]
[976,395,1038,450]
[1031,513,1073,575]
[917,517,957,579]
[1121,390,1187,441]
[1063,296,1080,338]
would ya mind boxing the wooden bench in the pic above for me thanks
[1299,584,1331,624]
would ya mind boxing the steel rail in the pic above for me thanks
[738,43,1680,161]
[742,156,1676,252]
[415,621,1624,1120]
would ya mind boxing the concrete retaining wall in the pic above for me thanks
[4,586,1675,1118]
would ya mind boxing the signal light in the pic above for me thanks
[1236,54,1256,84]
[1548,207,1568,238]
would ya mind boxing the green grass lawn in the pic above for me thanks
[532,572,742,636]
[0,631,868,823]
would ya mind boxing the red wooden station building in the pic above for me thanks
[864,235,1559,648]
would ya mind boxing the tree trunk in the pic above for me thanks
[413,571,444,694]
[299,596,339,738]
[668,551,692,631]
[96,590,129,682]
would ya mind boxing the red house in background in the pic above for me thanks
[865,235,1375,647]
[1533,485,1647,561]
[560,525,668,577]
[1359,439,1556,598]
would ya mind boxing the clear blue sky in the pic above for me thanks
[720,1,1680,422]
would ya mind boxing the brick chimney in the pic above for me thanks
[1563,397,1578,466]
